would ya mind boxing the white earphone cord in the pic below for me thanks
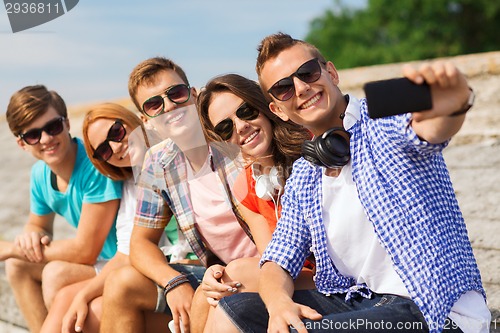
[269,187,282,222]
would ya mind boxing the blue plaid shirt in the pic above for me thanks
[261,97,485,333]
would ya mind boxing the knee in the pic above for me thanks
[89,297,103,317]
[224,257,259,282]
[75,297,102,332]
[41,261,71,308]
[87,297,103,323]
[41,260,70,283]
[103,265,142,303]
[5,258,27,284]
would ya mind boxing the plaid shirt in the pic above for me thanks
[135,140,248,266]
[262,97,485,333]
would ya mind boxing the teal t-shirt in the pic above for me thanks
[30,138,122,260]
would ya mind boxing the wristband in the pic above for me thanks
[449,87,475,117]
[163,274,190,296]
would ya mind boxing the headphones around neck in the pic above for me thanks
[301,127,351,168]
[252,163,283,201]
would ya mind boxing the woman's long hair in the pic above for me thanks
[197,74,310,179]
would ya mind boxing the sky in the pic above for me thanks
[0,0,366,113]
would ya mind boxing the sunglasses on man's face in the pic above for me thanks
[92,120,127,162]
[267,58,324,101]
[213,103,260,141]
[19,117,66,145]
[141,84,191,118]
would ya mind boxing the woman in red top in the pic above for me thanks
[195,74,313,332]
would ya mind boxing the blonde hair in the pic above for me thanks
[82,103,148,181]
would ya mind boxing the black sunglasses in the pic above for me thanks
[267,58,324,101]
[141,84,191,118]
[92,120,127,161]
[19,117,66,145]
[213,103,260,141]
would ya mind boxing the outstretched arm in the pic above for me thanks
[403,61,473,144]
[0,240,24,261]
[260,261,322,333]
[9,200,119,264]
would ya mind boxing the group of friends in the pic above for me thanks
[0,32,491,333]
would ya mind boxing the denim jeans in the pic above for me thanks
[219,291,463,333]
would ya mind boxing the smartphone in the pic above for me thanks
[363,77,432,119]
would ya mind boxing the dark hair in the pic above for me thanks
[197,73,310,179]
[256,32,326,100]
[128,57,190,112]
[6,85,67,136]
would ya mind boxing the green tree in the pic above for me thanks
[306,0,500,69]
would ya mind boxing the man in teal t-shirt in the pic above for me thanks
[3,85,122,333]
[30,137,119,260]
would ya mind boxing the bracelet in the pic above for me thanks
[449,87,475,117]
[163,274,190,296]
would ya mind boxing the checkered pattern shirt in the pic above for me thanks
[261,98,485,333]
[135,140,248,266]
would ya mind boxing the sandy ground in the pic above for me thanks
[0,55,499,330]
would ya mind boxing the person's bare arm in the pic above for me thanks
[0,240,27,261]
[61,252,129,333]
[42,200,120,264]
[260,261,321,333]
[10,212,54,262]
[72,251,129,304]
[130,223,195,333]
[403,61,472,144]
[238,203,273,255]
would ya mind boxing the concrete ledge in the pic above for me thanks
[0,263,27,329]
[0,321,28,333]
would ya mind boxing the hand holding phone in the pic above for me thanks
[363,77,433,119]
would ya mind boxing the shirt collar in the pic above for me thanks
[343,94,361,131]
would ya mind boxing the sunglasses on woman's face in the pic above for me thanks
[92,120,126,162]
[213,103,260,141]
[267,58,323,101]
[19,117,65,145]
[141,84,191,118]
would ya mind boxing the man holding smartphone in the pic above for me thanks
[211,33,489,333]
